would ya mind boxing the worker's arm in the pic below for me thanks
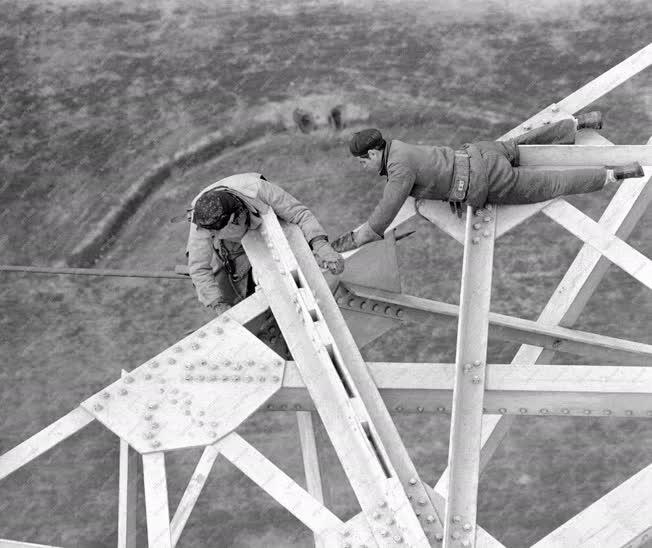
[333,161,416,252]
[186,224,226,307]
[257,179,344,274]
[367,160,416,236]
[256,179,327,243]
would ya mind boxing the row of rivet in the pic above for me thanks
[335,291,404,319]
[405,477,443,542]
[259,403,652,417]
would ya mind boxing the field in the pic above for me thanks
[1,0,651,546]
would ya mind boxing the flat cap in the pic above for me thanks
[349,128,385,156]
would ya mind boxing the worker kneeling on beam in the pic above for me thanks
[187,172,344,315]
[332,112,644,252]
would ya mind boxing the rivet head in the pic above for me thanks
[150,361,159,368]
[145,374,152,380]
[184,364,194,370]
[191,343,200,350]
[151,422,159,429]
[101,392,110,399]
[482,231,490,237]
[523,124,532,130]
[396,309,404,318]
[395,406,403,412]
[185,374,193,381]
[380,529,389,537]
[520,408,528,414]
[472,375,481,384]
[120,389,128,396]
[499,408,507,414]
[417,406,424,413]
[360,300,368,310]
[247,360,255,367]
[144,413,153,421]
[418,498,427,506]
[272,376,280,382]
[473,360,481,366]
[245,376,253,383]
[143,432,154,440]
[197,375,205,381]
[452,531,461,540]
[625,410,633,416]
[373,512,381,520]
[173,346,183,353]
[473,223,481,230]
[584,409,591,415]
[197,331,206,338]
[561,408,570,414]
[274,360,283,367]
[124,376,134,384]
[603,409,612,415]
[437,407,445,412]
[483,216,492,223]
[463,523,472,532]
[93,403,103,412]
[379,501,387,508]
[167,358,176,365]
[426,514,435,523]
[409,477,417,485]
[540,408,549,414]
[148,403,158,410]
[463,363,472,372]
[259,376,266,382]
[472,237,480,244]
[393,536,403,543]
[151,441,161,448]
[551,104,559,112]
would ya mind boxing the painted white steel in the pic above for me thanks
[170,445,220,547]
[296,411,330,548]
[0,407,94,482]
[531,462,652,548]
[142,452,172,548]
[543,194,652,291]
[218,433,343,536]
[444,207,496,548]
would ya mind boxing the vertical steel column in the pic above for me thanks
[443,206,496,548]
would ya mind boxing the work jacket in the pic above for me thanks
[367,140,489,235]
[187,173,326,306]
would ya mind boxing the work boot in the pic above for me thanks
[576,111,603,130]
[612,162,644,180]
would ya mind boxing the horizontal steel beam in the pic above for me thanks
[518,145,652,166]
[339,284,652,366]
[264,362,652,418]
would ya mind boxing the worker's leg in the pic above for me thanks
[514,118,577,146]
[487,165,607,205]
[471,118,578,170]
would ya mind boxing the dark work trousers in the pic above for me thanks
[476,119,607,205]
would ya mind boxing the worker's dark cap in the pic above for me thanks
[193,190,241,230]
[349,128,386,157]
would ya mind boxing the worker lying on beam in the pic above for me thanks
[332,112,644,251]
[186,172,344,315]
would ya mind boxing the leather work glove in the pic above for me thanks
[332,222,382,253]
[208,299,231,316]
[332,230,356,253]
[312,239,345,275]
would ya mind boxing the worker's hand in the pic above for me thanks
[208,299,231,316]
[312,240,345,275]
[331,230,356,253]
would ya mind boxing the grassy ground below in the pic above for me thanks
[1,1,652,547]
